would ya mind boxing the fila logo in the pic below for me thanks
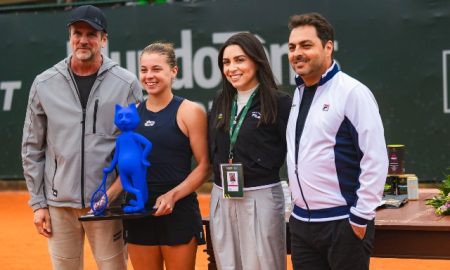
[323,104,330,111]
[144,120,155,126]
[251,111,261,119]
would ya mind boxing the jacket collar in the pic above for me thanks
[54,54,117,80]
[295,60,340,87]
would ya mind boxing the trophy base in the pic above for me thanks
[79,207,156,221]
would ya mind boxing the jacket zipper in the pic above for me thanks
[51,158,58,197]
[294,88,313,221]
[68,68,87,208]
[81,108,86,207]
[93,99,99,134]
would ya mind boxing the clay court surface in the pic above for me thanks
[1,191,449,270]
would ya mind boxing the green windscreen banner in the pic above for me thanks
[1,0,449,181]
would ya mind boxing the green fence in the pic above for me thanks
[1,0,449,181]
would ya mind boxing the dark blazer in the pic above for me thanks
[209,89,292,188]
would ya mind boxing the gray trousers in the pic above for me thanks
[209,184,286,270]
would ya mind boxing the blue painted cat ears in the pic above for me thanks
[115,103,137,112]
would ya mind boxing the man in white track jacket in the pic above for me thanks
[286,13,388,270]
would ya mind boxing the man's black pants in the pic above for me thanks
[289,217,375,270]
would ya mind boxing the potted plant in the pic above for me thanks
[425,168,450,215]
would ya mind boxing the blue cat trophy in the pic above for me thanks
[80,103,153,221]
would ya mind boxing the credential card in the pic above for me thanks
[220,163,244,198]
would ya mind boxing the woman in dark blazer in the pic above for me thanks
[208,32,292,270]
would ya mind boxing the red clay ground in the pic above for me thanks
[1,191,449,270]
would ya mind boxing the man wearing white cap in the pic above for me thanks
[22,5,142,269]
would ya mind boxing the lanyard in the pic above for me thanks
[228,91,256,163]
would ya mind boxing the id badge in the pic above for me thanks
[220,163,244,198]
